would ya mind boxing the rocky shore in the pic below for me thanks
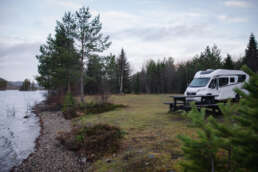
[13,106,89,172]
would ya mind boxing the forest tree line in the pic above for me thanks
[36,6,258,96]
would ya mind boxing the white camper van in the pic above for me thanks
[184,69,249,102]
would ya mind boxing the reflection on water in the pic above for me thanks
[0,90,46,172]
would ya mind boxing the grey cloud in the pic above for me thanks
[0,42,41,60]
[112,23,211,42]
[0,42,41,81]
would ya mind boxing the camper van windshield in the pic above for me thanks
[189,78,210,87]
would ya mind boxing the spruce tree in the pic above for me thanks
[231,66,258,171]
[223,54,234,69]
[103,54,119,93]
[177,66,258,172]
[117,49,130,94]
[244,33,258,72]
[209,102,240,172]
[85,55,104,94]
[177,106,220,172]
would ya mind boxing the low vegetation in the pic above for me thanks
[69,94,192,171]
[19,78,37,91]
[0,78,7,90]
[82,103,126,115]
[62,93,77,119]
[56,123,124,161]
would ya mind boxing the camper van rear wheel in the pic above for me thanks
[234,94,240,102]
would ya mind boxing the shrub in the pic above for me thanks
[93,92,111,105]
[56,124,124,161]
[44,91,64,111]
[62,93,77,119]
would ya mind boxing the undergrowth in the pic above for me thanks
[81,103,126,114]
[56,124,125,161]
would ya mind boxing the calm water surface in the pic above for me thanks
[0,90,46,172]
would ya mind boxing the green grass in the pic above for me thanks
[74,94,194,172]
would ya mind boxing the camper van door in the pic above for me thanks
[218,76,237,100]
[208,78,219,96]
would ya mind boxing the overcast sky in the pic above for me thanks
[0,0,257,81]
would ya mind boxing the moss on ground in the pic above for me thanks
[74,94,194,172]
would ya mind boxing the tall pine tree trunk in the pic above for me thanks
[80,40,85,103]
[120,73,123,94]
[120,62,124,94]
[211,156,214,172]
[67,79,71,94]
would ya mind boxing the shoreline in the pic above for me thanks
[10,103,45,172]
[12,103,89,172]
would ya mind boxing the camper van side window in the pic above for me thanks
[219,77,228,87]
[238,75,246,83]
[209,79,216,89]
[230,77,235,83]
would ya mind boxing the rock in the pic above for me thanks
[80,157,87,164]
[148,154,155,159]
[24,115,29,118]
[112,153,116,157]
[106,159,112,163]
[167,170,175,172]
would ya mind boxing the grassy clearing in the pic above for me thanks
[74,94,195,172]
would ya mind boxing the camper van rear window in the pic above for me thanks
[189,77,210,87]
[238,75,246,83]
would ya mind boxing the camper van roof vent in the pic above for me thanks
[200,69,214,75]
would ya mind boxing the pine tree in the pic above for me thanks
[36,12,80,94]
[74,7,111,102]
[244,33,258,72]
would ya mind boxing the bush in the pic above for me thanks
[44,91,64,111]
[62,93,77,119]
[56,124,124,161]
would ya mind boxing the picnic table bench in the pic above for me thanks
[164,95,219,112]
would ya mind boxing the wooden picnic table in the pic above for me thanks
[165,95,219,112]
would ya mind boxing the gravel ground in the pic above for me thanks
[13,111,89,172]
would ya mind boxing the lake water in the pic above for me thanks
[0,90,46,172]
